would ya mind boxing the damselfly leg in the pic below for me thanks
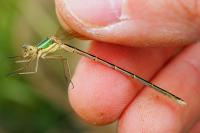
[15,59,32,63]
[18,55,39,75]
[7,67,25,76]
[42,55,74,88]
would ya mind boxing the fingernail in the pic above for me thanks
[66,0,122,26]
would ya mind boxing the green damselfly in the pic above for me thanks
[12,34,186,106]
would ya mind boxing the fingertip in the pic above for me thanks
[118,96,183,133]
[118,43,200,132]
[68,42,137,125]
[68,58,135,125]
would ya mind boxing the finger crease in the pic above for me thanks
[183,58,200,95]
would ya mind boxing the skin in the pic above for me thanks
[55,0,200,132]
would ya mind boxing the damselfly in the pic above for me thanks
[12,32,186,106]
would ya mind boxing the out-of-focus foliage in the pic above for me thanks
[0,0,87,133]
[0,0,116,133]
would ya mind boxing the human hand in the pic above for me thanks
[55,0,200,132]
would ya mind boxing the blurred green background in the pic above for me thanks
[0,0,116,132]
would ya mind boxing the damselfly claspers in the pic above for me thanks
[13,36,186,106]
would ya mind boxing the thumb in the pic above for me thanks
[55,0,200,47]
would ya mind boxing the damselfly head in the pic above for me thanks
[22,45,37,58]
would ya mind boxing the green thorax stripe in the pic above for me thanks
[37,37,55,49]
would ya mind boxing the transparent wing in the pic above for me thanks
[54,27,88,42]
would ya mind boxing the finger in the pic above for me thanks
[190,120,200,133]
[55,0,200,46]
[69,41,179,125]
[118,43,200,132]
